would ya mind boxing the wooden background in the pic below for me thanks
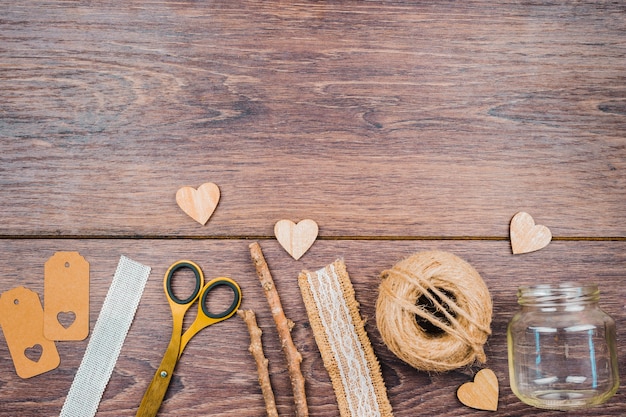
[0,1,624,416]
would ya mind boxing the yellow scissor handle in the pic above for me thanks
[179,277,242,355]
[163,260,204,308]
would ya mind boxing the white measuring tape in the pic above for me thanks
[59,255,151,417]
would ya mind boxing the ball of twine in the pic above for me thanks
[376,251,492,372]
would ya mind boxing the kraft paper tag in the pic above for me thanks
[0,287,60,378]
[44,251,90,341]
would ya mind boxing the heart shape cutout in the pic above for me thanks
[274,219,318,260]
[24,344,43,363]
[176,183,220,225]
[510,211,552,254]
[457,368,499,411]
[57,311,76,329]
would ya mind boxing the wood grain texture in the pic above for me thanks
[0,1,624,416]
[0,239,625,416]
[176,183,221,226]
[457,369,499,411]
[275,219,319,261]
[0,1,624,237]
[510,211,552,254]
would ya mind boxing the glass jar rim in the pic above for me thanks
[517,282,599,305]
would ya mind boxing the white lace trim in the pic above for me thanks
[306,264,381,417]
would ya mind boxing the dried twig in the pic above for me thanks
[238,309,279,417]
[249,242,309,417]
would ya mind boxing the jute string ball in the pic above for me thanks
[376,251,492,372]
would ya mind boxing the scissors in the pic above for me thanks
[136,260,242,417]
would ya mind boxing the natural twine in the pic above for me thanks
[376,251,492,372]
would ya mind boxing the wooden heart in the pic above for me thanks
[24,344,43,363]
[457,368,498,411]
[510,211,552,254]
[274,219,318,260]
[176,183,220,225]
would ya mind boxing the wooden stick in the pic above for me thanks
[249,242,309,417]
[238,309,279,417]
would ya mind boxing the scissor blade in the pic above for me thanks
[136,341,179,417]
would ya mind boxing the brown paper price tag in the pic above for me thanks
[0,287,60,378]
[44,251,90,341]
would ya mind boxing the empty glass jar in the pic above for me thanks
[507,283,619,410]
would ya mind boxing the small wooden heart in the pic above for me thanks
[274,219,318,260]
[510,211,552,254]
[457,368,498,411]
[57,311,76,329]
[24,344,43,363]
[176,183,220,225]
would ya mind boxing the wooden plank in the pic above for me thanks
[0,1,624,237]
[1,3,625,416]
[0,239,624,416]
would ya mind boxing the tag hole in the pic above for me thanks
[13,299,19,305]
[65,262,70,268]
[57,311,76,329]
[24,344,43,363]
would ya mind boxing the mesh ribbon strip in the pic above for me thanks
[298,260,393,417]
[59,256,151,417]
